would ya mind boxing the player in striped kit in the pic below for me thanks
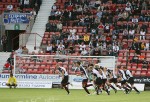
[117,66,130,94]
[56,64,70,95]
[123,67,140,94]
[99,67,110,95]
[75,61,93,95]
[88,64,103,95]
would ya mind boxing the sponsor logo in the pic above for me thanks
[0,74,60,80]
[73,77,83,82]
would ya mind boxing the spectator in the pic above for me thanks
[125,4,131,13]
[1,34,7,52]
[3,61,11,71]
[79,42,86,53]
[57,42,65,54]
[69,28,77,35]
[74,33,79,44]
[142,1,147,10]
[145,41,149,50]
[57,22,63,32]
[7,54,14,72]
[112,44,119,57]
[132,16,138,24]
[7,3,13,12]
[140,42,145,50]
[93,47,100,56]
[46,44,52,54]
[24,0,30,8]
[83,33,90,45]
[22,46,29,54]
[51,3,57,11]
[68,34,75,43]
[52,44,57,53]
[30,51,37,61]
[16,45,23,55]
[140,29,146,40]
[68,43,75,54]
[142,58,149,69]
[128,29,135,39]
[130,53,139,64]
[122,29,128,39]
[30,8,36,17]
[107,44,113,56]
[81,48,88,56]
[63,40,69,49]
[139,54,145,63]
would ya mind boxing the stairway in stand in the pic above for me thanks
[26,0,55,52]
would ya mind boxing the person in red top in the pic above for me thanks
[4,61,10,70]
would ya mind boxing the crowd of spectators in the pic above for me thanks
[44,0,150,57]
[0,0,42,14]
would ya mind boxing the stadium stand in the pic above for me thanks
[1,0,150,77]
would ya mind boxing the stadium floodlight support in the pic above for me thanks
[13,54,116,74]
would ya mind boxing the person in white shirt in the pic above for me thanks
[16,45,22,56]
[30,9,36,16]
[24,0,29,8]
[57,22,63,31]
[123,29,128,39]
[79,42,86,53]
[69,28,76,35]
[81,48,88,56]
[68,34,75,43]
[113,44,119,57]
[145,42,149,50]
[74,34,79,44]
[58,42,65,51]
[7,4,13,11]
[46,44,52,53]
[123,67,140,94]
[55,9,62,16]
[132,16,138,24]
[52,4,57,11]
[125,5,131,13]
[129,29,135,39]
[140,29,146,40]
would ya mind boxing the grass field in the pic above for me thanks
[0,88,149,102]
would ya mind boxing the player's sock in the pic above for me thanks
[64,87,70,94]
[86,84,93,87]
[83,87,90,94]
[123,87,129,94]
[133,87,140,93]
[95,86,99,95]
[127,84,132,90]
[105,89,110,95]
[110,85,117,93]
[116,85,121,89]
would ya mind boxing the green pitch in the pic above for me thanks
[0,88,149,102]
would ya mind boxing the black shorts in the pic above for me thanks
[109,78,117,83]
[102,79,107,85]
[82,79,88,85]
[128,77,134,84]
[61,76,69,84]
[95,77,103,85]
[6,83,17,86]
[121,80,127,85]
